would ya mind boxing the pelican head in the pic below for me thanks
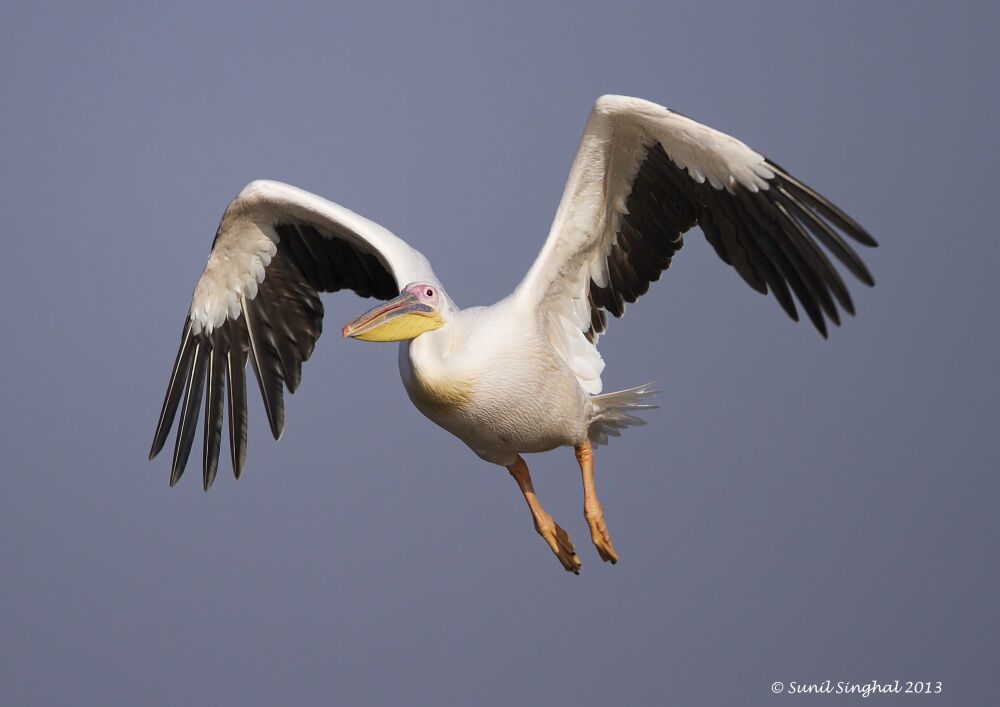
[342,282,446,342]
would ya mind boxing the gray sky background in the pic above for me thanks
[2,1,997,705]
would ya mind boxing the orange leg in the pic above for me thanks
[507,455,581,574]
[575,440,619,564]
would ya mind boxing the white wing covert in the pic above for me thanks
[517,95,877,394]
[149,180,442,489]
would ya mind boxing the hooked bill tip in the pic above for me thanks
[341,325,350,338]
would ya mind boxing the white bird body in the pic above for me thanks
[399,297,592,465]
[150,95,877,572]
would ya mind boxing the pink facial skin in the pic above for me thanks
[404,282,440,307]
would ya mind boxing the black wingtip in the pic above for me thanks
[812,315,828,339]
[767,159,879,249]
[202,336,226,493]
[849,226,879,249]
[170,340,208,487]
[150,320,196,463]
[242,295,286,444]
[226,328,248,481]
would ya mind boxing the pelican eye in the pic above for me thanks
[425,288,434,297]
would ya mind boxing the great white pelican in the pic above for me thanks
[150,95,876,573]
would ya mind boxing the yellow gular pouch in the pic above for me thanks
[352,311,444,342]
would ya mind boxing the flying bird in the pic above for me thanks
[150,95,876,573]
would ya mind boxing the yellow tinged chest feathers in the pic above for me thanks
[407,370,474,414]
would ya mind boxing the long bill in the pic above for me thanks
[341,292,439,342]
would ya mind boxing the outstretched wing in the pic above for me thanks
[516,95,877,394]
[149,180,442,489]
